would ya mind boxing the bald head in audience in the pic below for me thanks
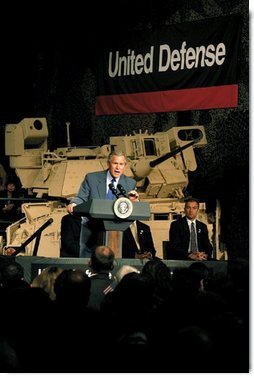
[89,245,115,273]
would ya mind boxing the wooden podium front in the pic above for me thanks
[105,231,122,259]
[74,199,150,258]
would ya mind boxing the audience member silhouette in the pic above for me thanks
[2,283,54,372]
[53,268,103,372]
[187,261,211,291]
[54,268,91,309]
[100,271,154,372]
[0,257,248,373]
[115,264,140,282]
[0,180,23,222]
[85,245,116,311]
[31,266,64,300]
[141,258,173,306]
[0,260,29,290]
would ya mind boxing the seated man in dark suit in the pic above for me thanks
[168,198,213,261]
[122,220,156,259]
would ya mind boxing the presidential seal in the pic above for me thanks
[113,197,133,219]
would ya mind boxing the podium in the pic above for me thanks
[73,198,150,258]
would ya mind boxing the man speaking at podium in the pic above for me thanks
[66,151,137,257]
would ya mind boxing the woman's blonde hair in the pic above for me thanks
[31,266,64,301]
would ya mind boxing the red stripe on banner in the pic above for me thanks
[96,84,238,115]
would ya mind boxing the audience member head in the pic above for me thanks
[0,261,29,289]
[31,266,64,300]
[115,265,140,283]
[111,272,153,318]
[188,262,211,291]
[89,245,115,273]
[6,181,16,193]
[4,178,21,195]
[142,258,172,287]
[54,268,91,308]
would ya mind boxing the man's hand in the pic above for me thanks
[3,204,15,212]
[135,251,152,260]
[128,190,139,202]
[188,252,208,261]
[4,247,16,256]
[199,252,208,260]
[66,203,76,214]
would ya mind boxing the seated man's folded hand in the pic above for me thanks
[135,251,152,260]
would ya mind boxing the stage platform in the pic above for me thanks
[0,256,228,283]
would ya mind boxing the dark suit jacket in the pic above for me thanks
[122,220,156,258]
[60,214,81,257]
[168,216,213,260]
[87,273,114,312]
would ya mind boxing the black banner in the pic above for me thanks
[96,14,242,115]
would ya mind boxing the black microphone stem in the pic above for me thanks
[117,184,128,198]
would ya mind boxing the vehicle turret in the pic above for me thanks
[129,137,201,180]
[110,125,206,199]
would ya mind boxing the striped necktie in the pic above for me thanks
[190,222,198,253]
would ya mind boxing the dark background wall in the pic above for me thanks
[0,0,249,259]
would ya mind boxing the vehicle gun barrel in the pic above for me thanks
[149,138,200,168]
[131,136,201,181]
[9,218,53,256]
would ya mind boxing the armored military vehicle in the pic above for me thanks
[2,117,226,259]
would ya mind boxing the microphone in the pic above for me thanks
[109,183,119,198]
[117,184,128,198]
